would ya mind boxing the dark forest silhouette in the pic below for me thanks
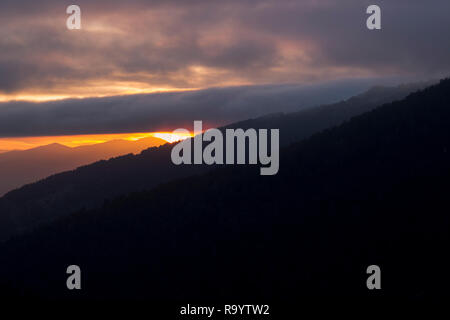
[0,81,430,242]
[1,79,449,300]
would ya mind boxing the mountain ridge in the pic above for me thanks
[1,78,449,299]
[0,136,166,197]
[0,80,434,241]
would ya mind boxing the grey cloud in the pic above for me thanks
[0,0,449,94]
[0,78,391,137]
[243,0,450,76]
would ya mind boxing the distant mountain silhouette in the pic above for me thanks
[0,137,166,197]
[1,78,449,300]
[0,81,432,241]
[225,81,436,145]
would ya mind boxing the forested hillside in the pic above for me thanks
[1,79,449,300]
[0,82,429,241]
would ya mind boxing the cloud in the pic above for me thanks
[0,78,390,137]
[0,0,448,99]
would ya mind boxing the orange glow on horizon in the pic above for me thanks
[0,131,194,152]
[0,87,201,103]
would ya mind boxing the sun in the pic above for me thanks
[150,132,194,143]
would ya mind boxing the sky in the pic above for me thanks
[0,0,449,147]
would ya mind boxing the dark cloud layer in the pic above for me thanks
[0,78,391,137]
